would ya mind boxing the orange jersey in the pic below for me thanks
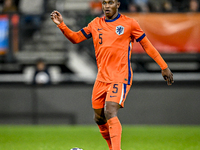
[58,13,167,84]
[81,13,145,84]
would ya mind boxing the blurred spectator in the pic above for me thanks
[118,0,129,11]
[170,0,189,12]
[19,0,45,38]
[19,0,45,29]
[131,0,150,12]
[2,0,17,13]
[149,0,165,12]
[19,0,44,15]
[189,0,200,12]
[162,0,173,12]
[128,2,140,12]
[32,59,51,85]
[90,0,103,16]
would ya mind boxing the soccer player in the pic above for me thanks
[51,0,174,149]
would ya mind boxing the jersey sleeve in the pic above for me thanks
[131,19,146,42]
[81,26,92,39]
[57,22,87,44]
[140,36,168,70]
[81,18,96,39]
[130,19,168,70]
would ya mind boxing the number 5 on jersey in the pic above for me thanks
[99,33,103,44]
[112,84,118,93]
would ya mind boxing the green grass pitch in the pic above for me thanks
[0,125,200,150]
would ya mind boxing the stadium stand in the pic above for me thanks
[0,0,200,83]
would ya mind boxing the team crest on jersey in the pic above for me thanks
[116,25,124,35]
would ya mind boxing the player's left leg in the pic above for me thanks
[105,82,131,150]
[105,101,121,150]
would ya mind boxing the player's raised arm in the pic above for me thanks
[50,10,87,44]
[139,36,174,85]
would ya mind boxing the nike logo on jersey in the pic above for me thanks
[110,95,117,98]
[98,28,103,31]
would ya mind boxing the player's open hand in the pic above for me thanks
[162,67,174,85]
[50,10,63,25]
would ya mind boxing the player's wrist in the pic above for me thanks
[161,66,168,70]
[57,21,64,27]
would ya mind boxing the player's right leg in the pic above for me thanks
[94,108,112,150]
[92,80,112,150]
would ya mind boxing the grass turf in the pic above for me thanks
[0,125,200,150]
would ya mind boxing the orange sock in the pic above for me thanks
[107,116,122,150]
[98,123,112,150]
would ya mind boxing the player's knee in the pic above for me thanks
[94,114,106,125]
[104,109,116,120]
[104,102,119,120]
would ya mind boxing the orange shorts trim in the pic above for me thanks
[92,80,131,109]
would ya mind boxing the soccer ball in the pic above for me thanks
[70,148,83,150]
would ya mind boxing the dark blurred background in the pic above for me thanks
[0,0,200,125]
